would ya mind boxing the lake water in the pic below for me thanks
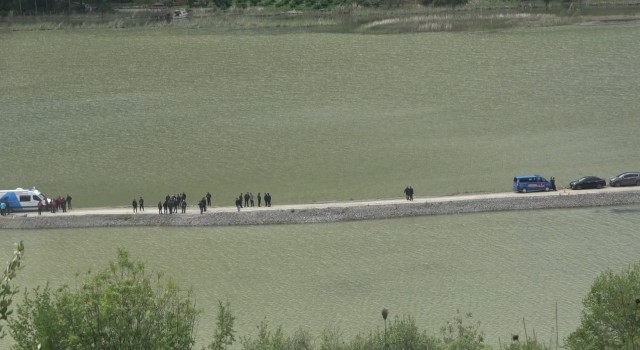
[1,24,639,206]
[1,21,640,348]
[2,205,640,348]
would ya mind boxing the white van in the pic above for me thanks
[0,187,48,212]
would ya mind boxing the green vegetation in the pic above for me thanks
[7,243,640,350]
[1,0,469,16]
[209,300,236,350]
[3,246,550,349]
[7,245,640,349]
[566,261,640,350]
[237,313,491,349]
[9,249,199,349]
[2,3,638,35]
[0,242,23,340]
[2,0,639,34]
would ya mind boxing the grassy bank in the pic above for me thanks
[1,2,638,33]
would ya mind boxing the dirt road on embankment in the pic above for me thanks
[2,187,640,229]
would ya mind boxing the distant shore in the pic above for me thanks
[2,188,640,229]
[2,5,639,34]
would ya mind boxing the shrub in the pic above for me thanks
[0,242,24,340]
[209,301,236,350]
[9,249,199,350]
[565,261,640,350]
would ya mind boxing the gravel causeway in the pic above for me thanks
[2,187,640,229]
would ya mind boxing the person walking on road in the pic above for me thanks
[257,192,262,207]
[139,196,144,211]
[132,199,138,213]
[206,192,212,206]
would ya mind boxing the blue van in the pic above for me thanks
[513,175,553,193]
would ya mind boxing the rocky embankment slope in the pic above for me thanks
[1,189,640,229]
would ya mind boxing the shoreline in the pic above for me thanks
[2,188,640,229]
[2,7,639,34]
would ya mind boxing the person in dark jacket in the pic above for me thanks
[66,194,73,210]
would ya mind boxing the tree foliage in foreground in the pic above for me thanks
[0,241,24,339]
[4,246,553,350]
[209,300,236,350]
[566,261,640,350]
[9,248,199,350]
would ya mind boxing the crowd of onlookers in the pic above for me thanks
[234,192,272,212]
[36,194,72,215]
[131,191,274,214]
[2,187,424,216]
[2,187,423,216]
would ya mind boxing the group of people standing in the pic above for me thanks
[131,192,216,215]
[157,193,188,214]
[403,186,414,201]
[196,192,213,214]
[235,192,272,212]
[132,196,144,213]
[37,194,72,215]
[130,190,276,214]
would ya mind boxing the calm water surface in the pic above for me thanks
[1,205,639,347]
[2,22,640,348]
[1,24,639,206]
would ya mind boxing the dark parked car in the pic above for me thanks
[609,172,640,187]
[570,176,606,190]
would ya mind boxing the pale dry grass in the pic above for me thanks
[357,11,573,32]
